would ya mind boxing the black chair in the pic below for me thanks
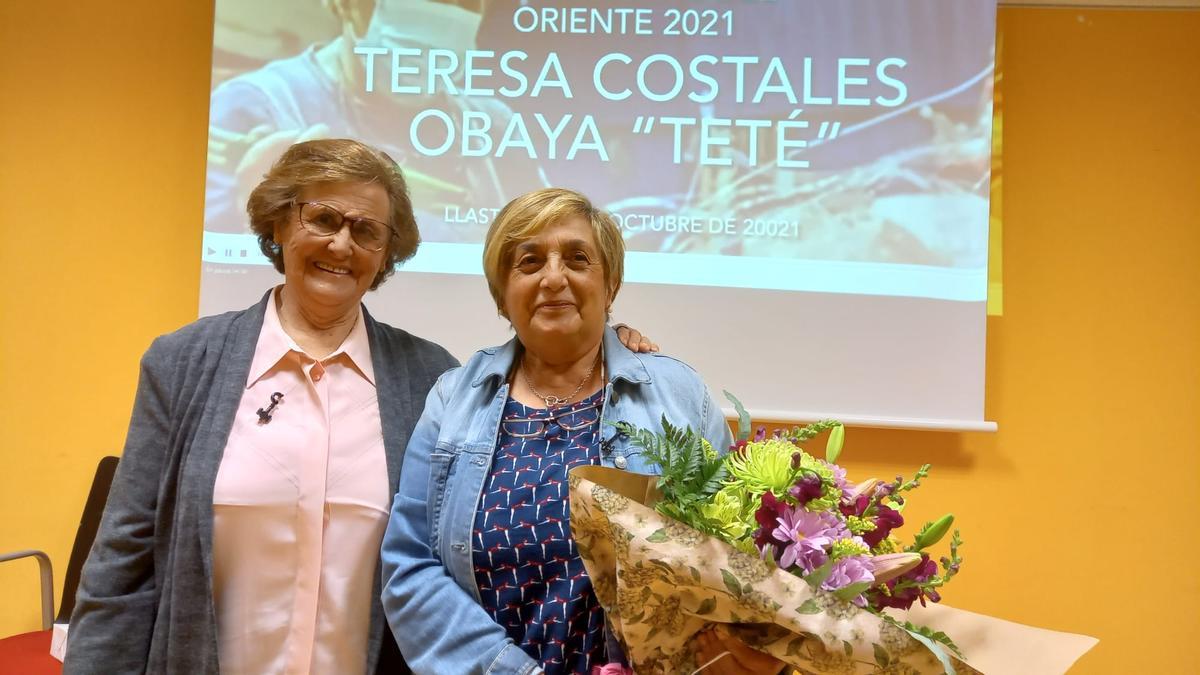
[0,456,119,672]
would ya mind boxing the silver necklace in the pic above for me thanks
[521,351,601,408]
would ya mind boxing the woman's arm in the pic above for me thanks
[64,338,176,674]
[380,376,541,675]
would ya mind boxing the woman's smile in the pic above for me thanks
[313,261,352,275]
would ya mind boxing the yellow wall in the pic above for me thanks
[1,4,1197,673]
[0,0,213,633]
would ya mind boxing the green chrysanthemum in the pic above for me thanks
[724,439,808,495]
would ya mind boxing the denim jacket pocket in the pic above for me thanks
[428,444,459,555]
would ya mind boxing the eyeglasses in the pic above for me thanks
[294,201,394,252]
[501,402,601,438]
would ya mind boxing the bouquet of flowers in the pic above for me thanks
[568,393,972,674]
[569,393,1098,674]
[637,393,963,622]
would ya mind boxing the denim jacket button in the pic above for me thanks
[471,455,487,466]
[451,542,466,553]
[614,456,628,469]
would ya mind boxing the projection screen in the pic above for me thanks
[200,0,999,431]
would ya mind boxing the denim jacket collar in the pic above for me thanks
[469,325,652,388]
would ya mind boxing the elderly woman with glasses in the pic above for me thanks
[379,188,786,675]
[64,141,654,675]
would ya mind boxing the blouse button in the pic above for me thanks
[614,456,628,470]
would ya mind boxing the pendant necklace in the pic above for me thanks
[522,350,601,408]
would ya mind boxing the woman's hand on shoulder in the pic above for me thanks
[614,323,659,353]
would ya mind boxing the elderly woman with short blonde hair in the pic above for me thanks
[380,188,778,674]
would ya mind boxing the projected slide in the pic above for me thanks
[202,0,998,429]
[204,0,994,302]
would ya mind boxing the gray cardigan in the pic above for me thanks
[64,292,458,674]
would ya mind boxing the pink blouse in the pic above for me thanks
[212,289,389,675]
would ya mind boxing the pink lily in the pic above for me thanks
[871,552,923,583]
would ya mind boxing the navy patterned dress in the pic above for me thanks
[472,391,607,674]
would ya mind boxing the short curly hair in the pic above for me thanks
[482,187,625,316]
[246,138,420,289]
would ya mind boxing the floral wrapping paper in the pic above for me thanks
[571,466,1099,674]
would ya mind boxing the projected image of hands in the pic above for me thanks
[206,0,534,242]
[203,0,997,301]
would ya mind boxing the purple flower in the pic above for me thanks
[865,553,941,611]
[788,473,824,506]
[912,555,938,580]
[755,493,787,536]
[753,492,789,557]
[821,555,876,592]
[774,506,847,545]
[839,494,869,518]
[782,539,829,573]
[824,461,849,492]
[862,504,904,548]
[772,507,848,573]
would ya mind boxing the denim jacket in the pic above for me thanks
[380,326,733,674]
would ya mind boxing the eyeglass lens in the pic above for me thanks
[299,202,390,251]
[501,404,601,437]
